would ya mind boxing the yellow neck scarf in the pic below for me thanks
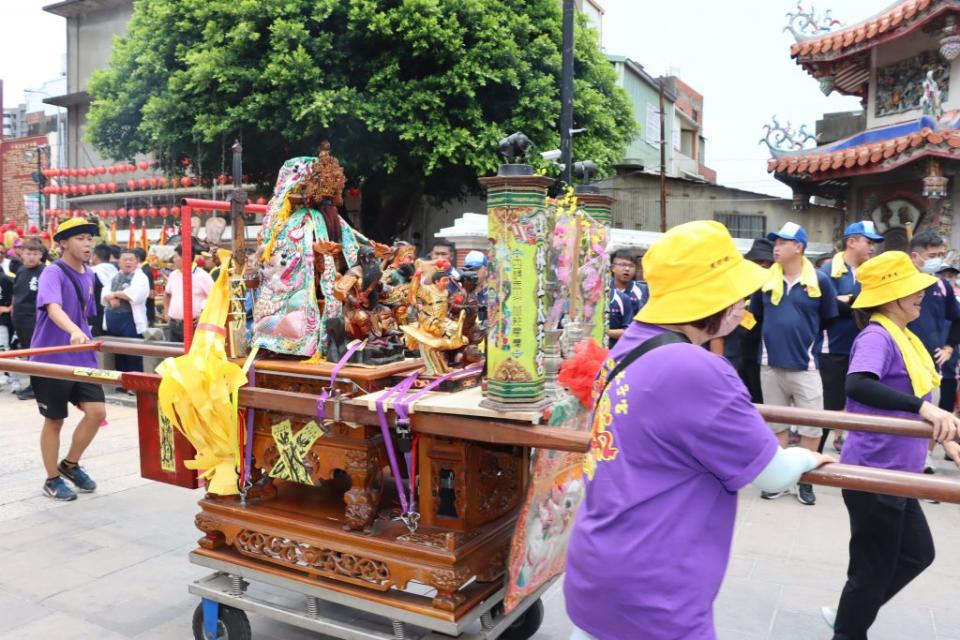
[871,313,941,398]
[830,252,849,278]
[763,258,821,306]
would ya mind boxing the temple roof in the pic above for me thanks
[790,0,959,95]
[767,115,960,180]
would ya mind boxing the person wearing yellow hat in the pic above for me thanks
[565,221,834,640]
[30,216,106,502]
[822,251,960,639]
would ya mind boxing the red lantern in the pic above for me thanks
[171,206,180,218]
[138,208,148,218]
[79,168,89,178]
[256,196,266,204]
[96,183,106,193]
[80,184,90,195]
[159,206,169,217]
[117,208,127,219]
[138,160,149,171]
[148,207,158,218]
[126,179,137,191]
[138,178,149,190]
[28,225,38,234]
[41,231,50,239]
[97,166,106,176]
[68,184,78,195]
[108,165,118,175]
[150,177,161,189]
[127,164,137,173]
[180,176,193,188]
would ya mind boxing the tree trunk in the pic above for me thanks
[360,173,422,242]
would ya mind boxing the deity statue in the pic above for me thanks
[400,260,469,375]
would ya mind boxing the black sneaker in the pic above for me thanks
[58,460,97,493]
[797,483,816,505]
[761,489,790,500]
[16,386,34,400]
[43,477,77,501]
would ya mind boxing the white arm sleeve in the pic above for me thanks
[750,446,818,493]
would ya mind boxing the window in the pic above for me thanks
[714,213,766,239]
[645,103,659,146]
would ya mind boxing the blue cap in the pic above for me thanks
[767,221,808,249]
[843,220,885,242]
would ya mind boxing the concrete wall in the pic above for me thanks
[611,59,675,173]
[598,173,841,245]
[66,1,133,94]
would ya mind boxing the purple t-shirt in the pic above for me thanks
[841,323,930,473]
[564,322,778,639]
[30,261,98,368]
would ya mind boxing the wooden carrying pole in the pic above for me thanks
[0,352,959,502]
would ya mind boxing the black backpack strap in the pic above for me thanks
[597,331,690,404]
[54,260,88,317]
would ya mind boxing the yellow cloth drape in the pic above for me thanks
[870,313,940,398]
[830,252,849,279]
[763,258,821,306]
[156,249,247,495]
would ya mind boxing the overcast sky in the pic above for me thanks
[2,0,880,197]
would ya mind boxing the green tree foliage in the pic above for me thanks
[87,0,635,235]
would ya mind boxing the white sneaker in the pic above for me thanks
[8,377,20,393]
[821,605,837,630]
[925,452,936,474]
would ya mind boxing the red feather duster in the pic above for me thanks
[558,339,610,408]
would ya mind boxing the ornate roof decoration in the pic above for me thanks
[784,3,845,42]
[767,114,960,180]
[789,0,960,96]
[759,116,818,156]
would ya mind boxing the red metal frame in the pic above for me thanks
[178,198,268,350]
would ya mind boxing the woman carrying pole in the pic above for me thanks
[564,221,834,639]
[826,251,960,639]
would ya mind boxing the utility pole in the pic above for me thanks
[560,0,575,186]
[659,81,667,232]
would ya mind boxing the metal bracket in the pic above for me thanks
[202,597,220,640]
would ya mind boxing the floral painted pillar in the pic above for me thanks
[575,192,613,349]
[480,170,554,410]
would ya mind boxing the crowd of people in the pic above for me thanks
[581,219,960,640]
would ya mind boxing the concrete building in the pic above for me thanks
[43,0,133,170]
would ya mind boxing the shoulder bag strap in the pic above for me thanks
[55,261,88,317]
[596,331,690,406]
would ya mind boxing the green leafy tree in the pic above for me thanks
[87,0,635,237]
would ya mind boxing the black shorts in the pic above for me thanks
[31,377,105,420]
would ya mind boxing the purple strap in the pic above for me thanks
[242,365,256,489]
[375,372,421,522]
[316,340,366,419]
[392,363,483,512]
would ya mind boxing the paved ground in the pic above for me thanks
[1,388,960,639]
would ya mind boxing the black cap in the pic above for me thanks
[744,238,774,263]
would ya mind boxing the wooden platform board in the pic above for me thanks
[249,357,424,383]
[356,386,544,424]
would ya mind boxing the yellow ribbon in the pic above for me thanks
[763,258,821,306]
[156,249,248,495]
[830,252,849,279]
[870,313,940,398]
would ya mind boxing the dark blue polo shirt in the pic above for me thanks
[752,270,838,370]
[608,281,648,347]
[818,263,860,355]
[907,277,960,360]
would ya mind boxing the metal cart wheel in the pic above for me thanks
[498,598,544,640]
[192,601,252,640]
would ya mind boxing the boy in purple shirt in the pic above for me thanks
[31,217,106,501]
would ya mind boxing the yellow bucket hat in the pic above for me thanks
[853,251,937,308]
[53,217,99,242]
[635,220,770,324]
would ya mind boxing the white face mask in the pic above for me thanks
[715,299,747,339]
[922,257,945,274]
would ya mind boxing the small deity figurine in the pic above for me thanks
[400,260,469,374]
